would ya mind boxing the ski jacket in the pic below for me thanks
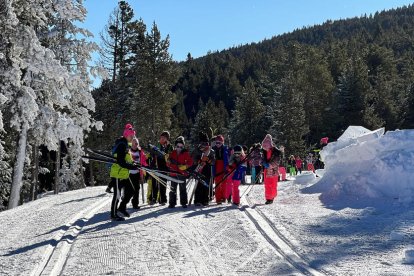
[212,145,230,176]
[249,148,263,167]
[262,147,281,177]
[168,149,193,176]
[191,148,215,180]
[295,158,303,169]
[228,154,247,181]
[129,148,148,178]
[110,137,136,179]
[151,142,173,170]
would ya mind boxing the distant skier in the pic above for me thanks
[227,145,247,206]
[167,136,193,208]
[261,134,281,205]
[149,131,173,205]
[212,135,230,205]
[110,124,139,221]
[288,155,296,176]
[191,132,215,206]
[295,156,303,175]
[249,143,263,184]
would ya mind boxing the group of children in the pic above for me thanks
[108,124,282,221]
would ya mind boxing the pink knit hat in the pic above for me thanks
[261,134,273,150]
[123,123,136,138]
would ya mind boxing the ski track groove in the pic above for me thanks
[241,186,327,276]
[29,195,111,276]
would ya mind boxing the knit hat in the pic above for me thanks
[261,134,273,150]
[215,135,224,143]
[160,131,170,140]
[199,131,209,143]
[233,145,243,154]
[175,136,185,146]
[123,123,136,138]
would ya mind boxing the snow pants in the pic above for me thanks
[307,164,315,173]
[118,176,138,211]
[169,176,188,207]
[232,180,241,204]
[214,160,227,203]
[130,173,142,207]
[225,176,233,200]
[111,178,127,217]
[264,173,278,201]
[194,180,209,205]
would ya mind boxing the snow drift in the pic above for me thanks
[316,129,414,204]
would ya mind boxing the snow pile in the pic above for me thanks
[405,249,414,264]
[317,129,414,204]
[294,171,316,184]
[390,231,405,241]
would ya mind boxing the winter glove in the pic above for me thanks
[262,162,270,169]
[178,165,188,171]
[164,154,169,162]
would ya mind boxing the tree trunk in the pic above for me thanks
[54,142,60,194]
[89,161,94,186]
[30,143,39,201]
[8,122,29,209]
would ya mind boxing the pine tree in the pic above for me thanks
[129,22,178,143]
[229,78,266,146]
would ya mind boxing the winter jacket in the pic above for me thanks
[249,148,263,167]
[110,137,137,179]
[191,148,216,180]
[228,154,247,181]
[212,145,230,176]
[295,158,303,169]
[129,148,148,178]
[168,149,193,176]
[262,147,281,177]
[151,142,173,169]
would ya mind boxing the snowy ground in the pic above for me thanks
[1,179,413,276]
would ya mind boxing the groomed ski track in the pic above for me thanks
[1,184,326,276]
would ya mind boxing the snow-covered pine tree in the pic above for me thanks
[3,0,100,208]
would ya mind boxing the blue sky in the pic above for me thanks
[81,0,413,85]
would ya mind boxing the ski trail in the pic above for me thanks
[30,195,110,276]
[241,192,326,276]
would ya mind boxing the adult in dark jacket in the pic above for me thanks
[149,131,173,205]
[191,132,215,206]
[110,124,138,221]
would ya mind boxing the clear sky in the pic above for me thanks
[81,0,413,85]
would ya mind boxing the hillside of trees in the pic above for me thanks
[92,3,414,152]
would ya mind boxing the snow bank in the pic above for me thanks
[316,129,414,204]
[405,249,414,264]
[294,171,316,184]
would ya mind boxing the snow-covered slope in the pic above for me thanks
[1,180,413,275]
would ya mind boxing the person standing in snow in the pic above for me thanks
[118,137,147,210]
[110,124,139,221]
[149,131,173,205]
[167,136,193,208]
[249,143,263,184]
[261,134,281,205]
[288,155,297,176]
[227,145,247,206]
[191,132,215,206]
[212,135,230,205]
[306,153,315,172]
[295,156,303,175]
